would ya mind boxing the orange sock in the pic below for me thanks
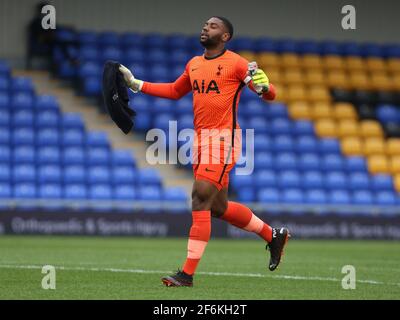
[221,201,272,242]
[182,210,211,275]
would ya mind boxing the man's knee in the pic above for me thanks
[192,180,218,211]
[211,203,227,218]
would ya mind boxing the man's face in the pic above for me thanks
[200,17,229,48]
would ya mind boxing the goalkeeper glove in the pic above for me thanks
[118,64,143,93]
[251,69,270,94]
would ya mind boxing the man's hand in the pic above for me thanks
[251,69,270,93]
[118,64,143,93]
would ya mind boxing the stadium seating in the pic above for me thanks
[18,28,400,213]
[0,60,188,212]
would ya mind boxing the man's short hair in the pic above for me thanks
[213,16,234,41]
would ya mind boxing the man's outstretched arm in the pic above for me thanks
[119,64,192,100]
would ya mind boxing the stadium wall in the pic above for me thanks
[1,211,400,240]
[1,0,400,61]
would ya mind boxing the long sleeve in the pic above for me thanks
[141,65,192,100]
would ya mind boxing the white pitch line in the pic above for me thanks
[0,264,399,287]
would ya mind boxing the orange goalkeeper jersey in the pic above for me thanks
[141,49,276,137]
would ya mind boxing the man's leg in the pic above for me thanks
[161,179,219,287]
[211,188,273,242]
[211,188,290,271]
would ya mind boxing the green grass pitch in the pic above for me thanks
[0,236,399,299]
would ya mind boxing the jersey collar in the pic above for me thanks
[203,48,227,60]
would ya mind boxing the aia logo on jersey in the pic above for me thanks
[192,80,220,94]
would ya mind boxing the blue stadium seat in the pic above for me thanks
[89,184,112,199]
[254,134,272,151]
[12,128,35,145]
[82,77,101,96]
[111,150,136,167]
[297,40,320,55]
[113,185,136,200]
[149,64,170,82]
[154,113,172,135]
[293,121,315,136]
[144,33,167,49]
[282,189,304,204]
[272,135,294,152]
[341,42,361,56]
[275,153,297,170]
[78,46,99,61]
[134,113,151,131]
[39,184,62,198]
[302,171,324,189]
[62,129,85,146]
[0,61,11,76]
[63,165,86,184]
[61,113,85,130]
[137,169,162,186]
[0,129,10,144]
[88,166,110,184]
[0,76,9,91]
[275,38,297,53]
[0,110,9,126]
[101,46,122,62]
[375,191,397,206]
[78,31,98,45]
[36,111,59,128]
[318,138,341,154]
[370,175,394,191]
[255,170,277,188]
[13,183,36,198]
[37,147,60,164]
[0,146,10,163]
[36,129,60,146]
[38,165,61,183]
[376,105,399,124]
[0,94,10,111]
[64,184,87,200]
[0,164,10,182]
[152,98,174,114]
[147,49,168,64]
[231,174,253,189]
[247,118,269,135]
[230,37,254,51]
[58,61,76,79]
[244,101,266,117]
[321,154,344,171]
[362,43,384,57]
[267,103,288,119]
[98,32,120,47]
[349,172,370,190]
[295,135,318,153]
[12,110,34,127]
[236,188,255,202]
[170,50,191,65]
[270,118,292,135]
[176,96,192,115]
[124,48,146,64]
[279,171,301,189]
[305,189,327,204]
[345,156,367,172]
[299,153,321,171]
[13,146,35,164]
[77,62,102,78]
[320,41,341,55]
[329,190,351,205]
[62,147,85,165]
[258,188,280,203]
[11,77,34,95]
[11,93,34,110]
[384,44,400,58]
[254,152,274,170]
[253,37,276,52]
[120,32,143,48]
[163,187,187,201]
[111,167,136,185]
[35,95,59,111]
[138,186,162,201]
[352,190,373,205]
[0,183,11,198]
[13,165,36,183]
[325,171,347,189]
[86,131,110,148]
[167,34,189,49]
[177,115,194,131]
[87,147,110,166]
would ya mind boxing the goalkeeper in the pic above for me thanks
[119,16,290,287]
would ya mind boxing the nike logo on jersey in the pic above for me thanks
[192,79,220,94]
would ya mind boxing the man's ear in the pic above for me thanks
[222,33,230,43]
